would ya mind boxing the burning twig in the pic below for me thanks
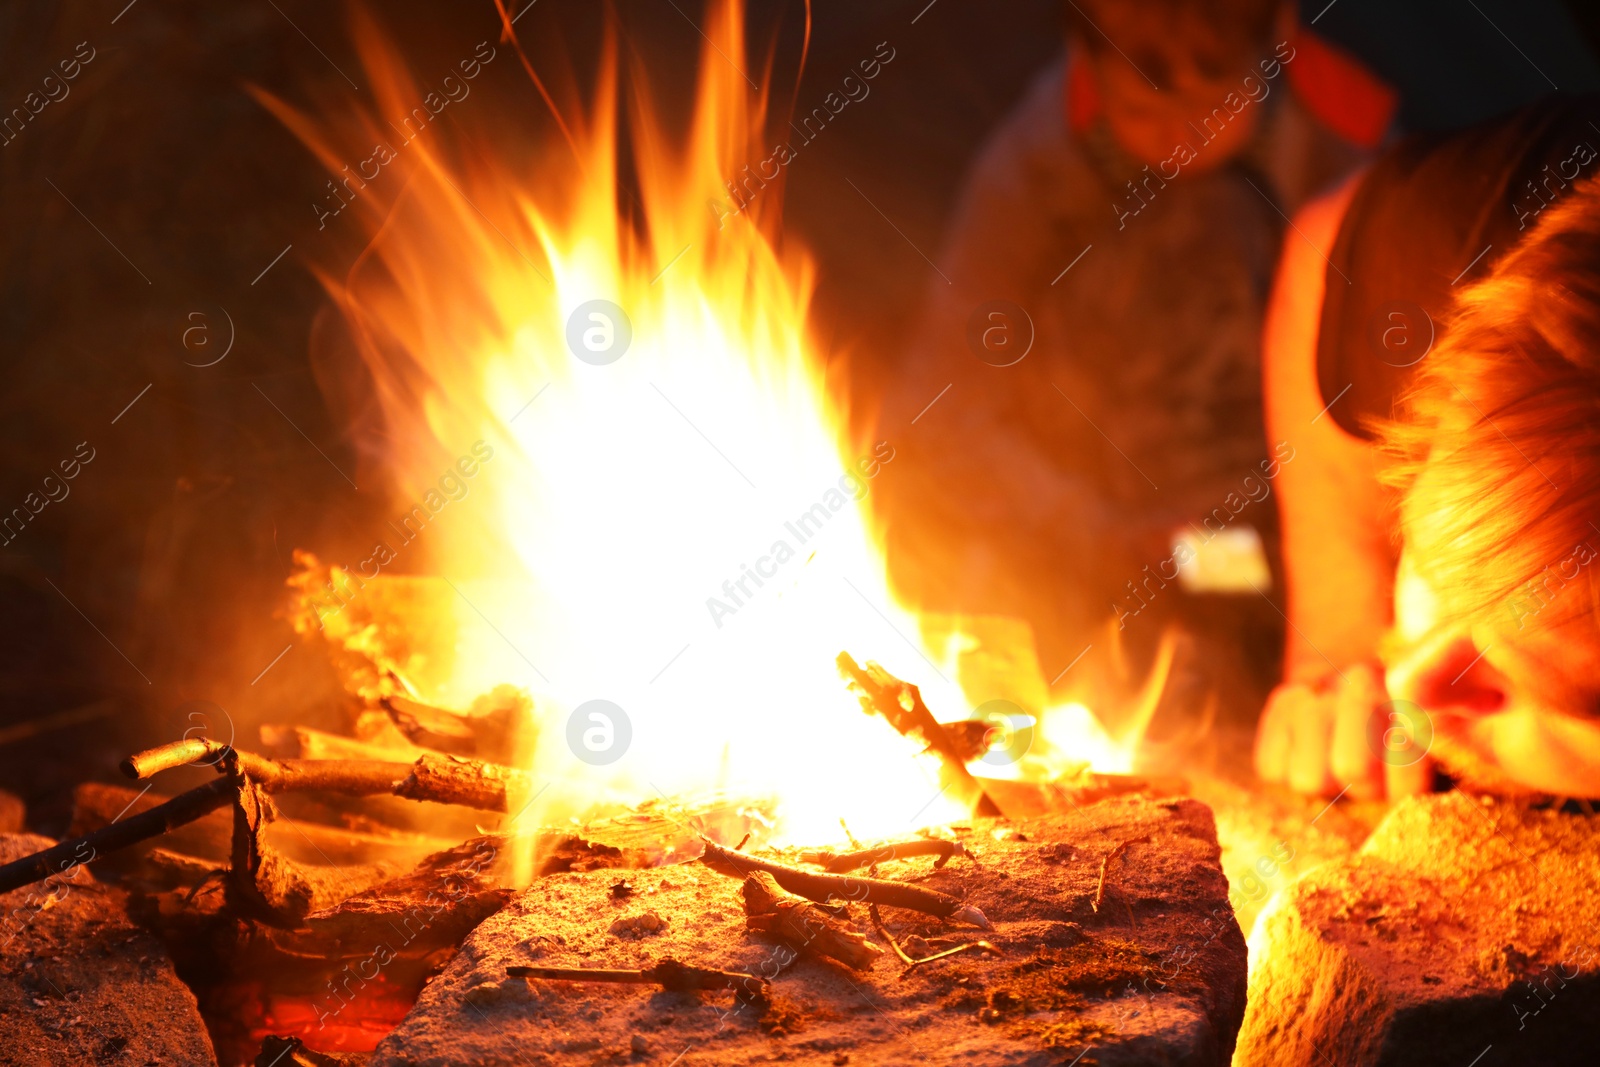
[508,959,768,1001]
[740,871,883,970]
[836,652,1002,818]
[798,838,966,873]
[0,777,235,895]
[381,690,530,765]
[71,782,455,871]
[0,737,538,896]
[699,840,991,929]
[121,739,530,812]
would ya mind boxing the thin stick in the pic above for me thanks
[868,902,1001,976]
[900,940,1003,973]
[0,778,234,895]
[508,959,767,1000]
[868,902,916,965]
[700,840,990,929]
[799,839,965,873]
[1092,835,1149,914]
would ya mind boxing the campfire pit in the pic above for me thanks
[10,2,1600,1066]
[2,726,1253,1067]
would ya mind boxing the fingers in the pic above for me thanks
[1382,704,1434,797]
[1258,666,1409,798]
[1254,685,1297,784]
[1286,692,1338,795]
[1330,665,1384,798]
[1256,682,1337,794]
[1385,751,1432,797]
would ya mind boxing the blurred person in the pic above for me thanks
[881,0,1394,689]
[1254,95,1600,800]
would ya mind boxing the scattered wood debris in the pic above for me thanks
[373,799,1249,1067]
[867,901,1002,975]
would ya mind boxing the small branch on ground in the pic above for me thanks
[867,902,1002,976]
[508,959,769,1002]
[700,839,990,929]
[900,939,1004,973]
[868,902,916,966]
[741,871,882,970]
[1092,834,1151,914]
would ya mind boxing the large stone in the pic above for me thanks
[0,832,218,1067]
[371,795,1247,1066]
[1236,793,1600,1067]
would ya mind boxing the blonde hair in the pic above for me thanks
[1379,175,1600,633]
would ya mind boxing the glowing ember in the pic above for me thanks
[273,1,1140,852]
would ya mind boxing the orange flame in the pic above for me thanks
[272,1,1141,849]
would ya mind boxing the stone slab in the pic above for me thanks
[1235,793,1600,1067]
[371,795,1247,1066]
[0,832,218,1067]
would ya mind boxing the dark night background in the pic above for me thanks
[1,0,1596,832]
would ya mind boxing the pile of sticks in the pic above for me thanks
[0,644,1025,1039]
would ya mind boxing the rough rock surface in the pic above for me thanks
[1236,792,1600,1067]
[0,832,218,1067]
[371,795,1246,1066]
[1188,776,1383,937]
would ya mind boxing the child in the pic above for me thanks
[1254,96,1600,799]
[882,0,1395,682]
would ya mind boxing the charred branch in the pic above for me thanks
[254,1036,366,1066]
[259,723,431,762]
[0,777,235,895]
[268,834,512,959]
[379,693,529,766]
[227,777,397,928]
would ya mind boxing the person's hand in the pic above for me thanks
[1254,662,1432,798]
